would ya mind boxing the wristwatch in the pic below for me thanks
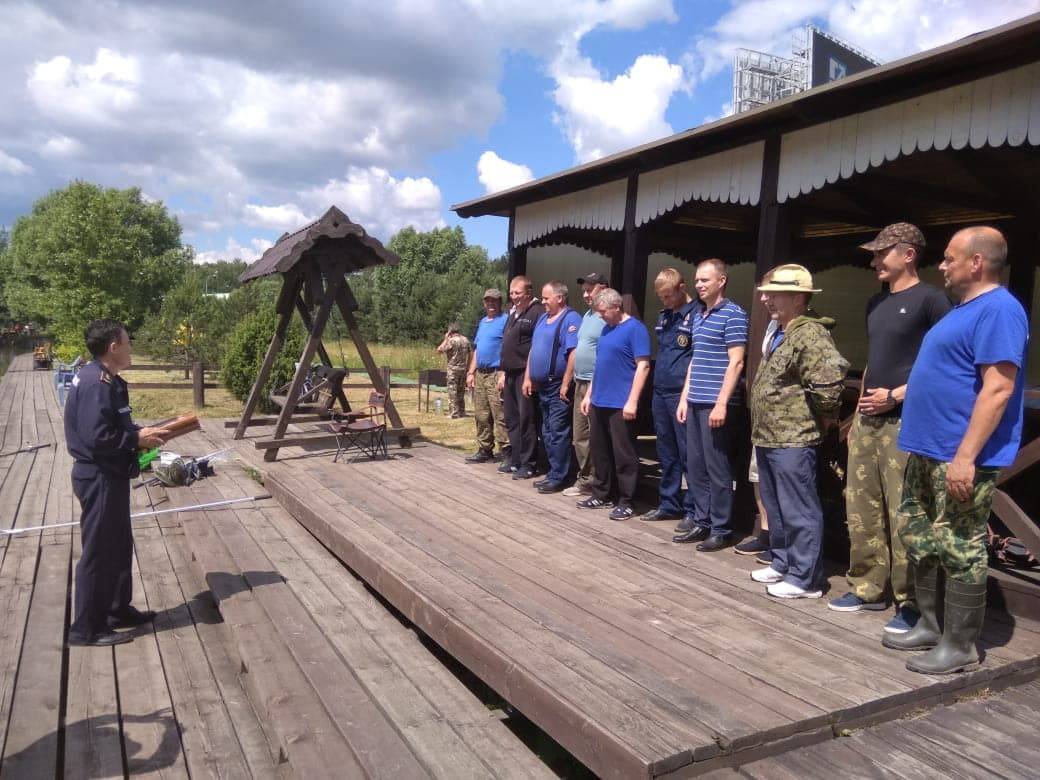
[886,389,897,406]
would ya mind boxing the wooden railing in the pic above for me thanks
[123,362,218,407]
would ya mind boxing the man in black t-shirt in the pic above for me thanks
[498,275,545,478]
[829,223,951,633]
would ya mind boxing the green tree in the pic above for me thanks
[222,308,305,413]
[196,259,248,293]
[3,181,191,345]
[136,268,228,365]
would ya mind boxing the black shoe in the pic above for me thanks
[498,462,517,474]
[673,525,710,544]
[512,466,535,480]
[734,535,770,555]
[537,482,564,494]
[107,606,157,629]
[674,515,697,533]
[609,505,634,521]
[465,449,494,464]
[577,497,611,509]
[492,451,505,462]
[640,508,682,522]
[69,631,134,647]
[755,551,773,565]
[533,478,552,488]
[696,534,732,552]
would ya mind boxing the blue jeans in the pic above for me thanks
[652,390,696,517]
[685,403,735,535]
[538,381,572,484]
[756,446,824,590]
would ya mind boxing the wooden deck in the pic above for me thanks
[216,423,1040,779]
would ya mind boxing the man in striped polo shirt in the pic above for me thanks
[674,259,749,549]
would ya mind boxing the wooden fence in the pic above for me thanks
[123,362,218,407]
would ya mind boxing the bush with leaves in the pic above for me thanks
[222,308,305,413]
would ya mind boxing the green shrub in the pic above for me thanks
[222,309,305,413]
[54,342,86,364]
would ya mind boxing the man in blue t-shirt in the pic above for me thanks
[523,281,583,492]
[674,259,748,550]
[641,268,699,525]
[465,289,509,463]
[886,226,1029,677]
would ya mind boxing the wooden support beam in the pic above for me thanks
[253,428,420,450]
[334,285,406,432]
[233,272,302,440]
[507,209,527,278]
[265,265,345,461]
[620,175,648,318]
[295,295,334,367]
[1006,221,1038,323]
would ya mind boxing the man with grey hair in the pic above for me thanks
[886,226,1028,676]
[524,281,583,492]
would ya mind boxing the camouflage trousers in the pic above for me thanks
[446,367,467,417]
[898,454,999,585]
[472,369,507,452]
[844,414,912,605]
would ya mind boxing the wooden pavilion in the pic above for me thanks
[232,205,415,460]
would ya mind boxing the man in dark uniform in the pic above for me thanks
[65,319,168,646]
[498,276,545,479]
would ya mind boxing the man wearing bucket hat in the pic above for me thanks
[749,265,849,599]
[465,289,509,463]
[828,223,951,633]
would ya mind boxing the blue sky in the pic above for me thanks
[0,1,1035,264]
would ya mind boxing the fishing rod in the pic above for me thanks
[0,494,272,536]
[0,443,51,459]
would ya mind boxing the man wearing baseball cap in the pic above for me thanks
[465,288,509,463]
[749,264,849,599]
[828,224,951,635]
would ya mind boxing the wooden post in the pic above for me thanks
[335,285,405,430]
[747,135,790,386]
[295,295,335,366]
[233,272,302,439]
[1007,220,1037,324]
[620,175,648,318]
[192,361,205,408]
[507,208,527,278]
[265,265,345,461]
[381,366,391,397]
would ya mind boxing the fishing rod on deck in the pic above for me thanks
[0,443,51,459]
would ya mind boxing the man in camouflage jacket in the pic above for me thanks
[749,264,850,600]
[437,323,471,418]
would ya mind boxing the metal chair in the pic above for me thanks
[330,392,389,462]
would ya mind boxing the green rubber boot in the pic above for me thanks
[883,561,940,651]
[906,579,986,675]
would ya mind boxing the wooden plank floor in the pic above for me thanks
[217,427,1040,779]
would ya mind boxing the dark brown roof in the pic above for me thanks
[452,12,1040,218]
[239,206,399,283]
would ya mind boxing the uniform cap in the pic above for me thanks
[577,271,609,286]
[859,222,926,252]
[482,288,503,300]
[756,264,821,294]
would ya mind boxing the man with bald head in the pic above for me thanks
[885,226,1028,676]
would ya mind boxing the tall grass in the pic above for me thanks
[325,340,444,378]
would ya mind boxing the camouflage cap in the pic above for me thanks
[859,222,925,252]
[482,288,503,300]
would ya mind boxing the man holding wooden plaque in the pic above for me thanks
[64,319,170,647]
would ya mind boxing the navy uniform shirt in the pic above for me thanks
[64,361,141,479]
[654,300,699,393]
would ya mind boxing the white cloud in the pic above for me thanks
[301,166,445,239]
[39,135,84,159]
[28,48,141,126]
[477,151,534,194]
[553,54,685,163]
[194,237,273,265]
[0,150,31,176]
[242,203,315,232]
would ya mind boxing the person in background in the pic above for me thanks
[524,281,583,493]
[436,322,471,418]
[749,265,849,600]
[640,268,699,525]
[498,276,545,479]
[673,259,748,551]
[885,226,1027,676]
[828,223,951,637]
[465,289,509,463]
[579,289,651,521]
[561,272,609,498]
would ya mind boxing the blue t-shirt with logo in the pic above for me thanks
[899,287,1029,467]
[591,317,652,409]
[654,300,700,393]
[528,308,582,385]
[686,299,749,405]
[472,313,508,370]
[573,309,606,382]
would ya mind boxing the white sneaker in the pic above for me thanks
[767,581,823,599]
[750,566,784,583]
[562,485,587,497]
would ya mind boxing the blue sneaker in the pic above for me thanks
[883,605,921,634]
[827,592,886,612]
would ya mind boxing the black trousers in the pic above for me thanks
[70,471,133,639]
[589,405,639,507]
[503,370,539,468]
